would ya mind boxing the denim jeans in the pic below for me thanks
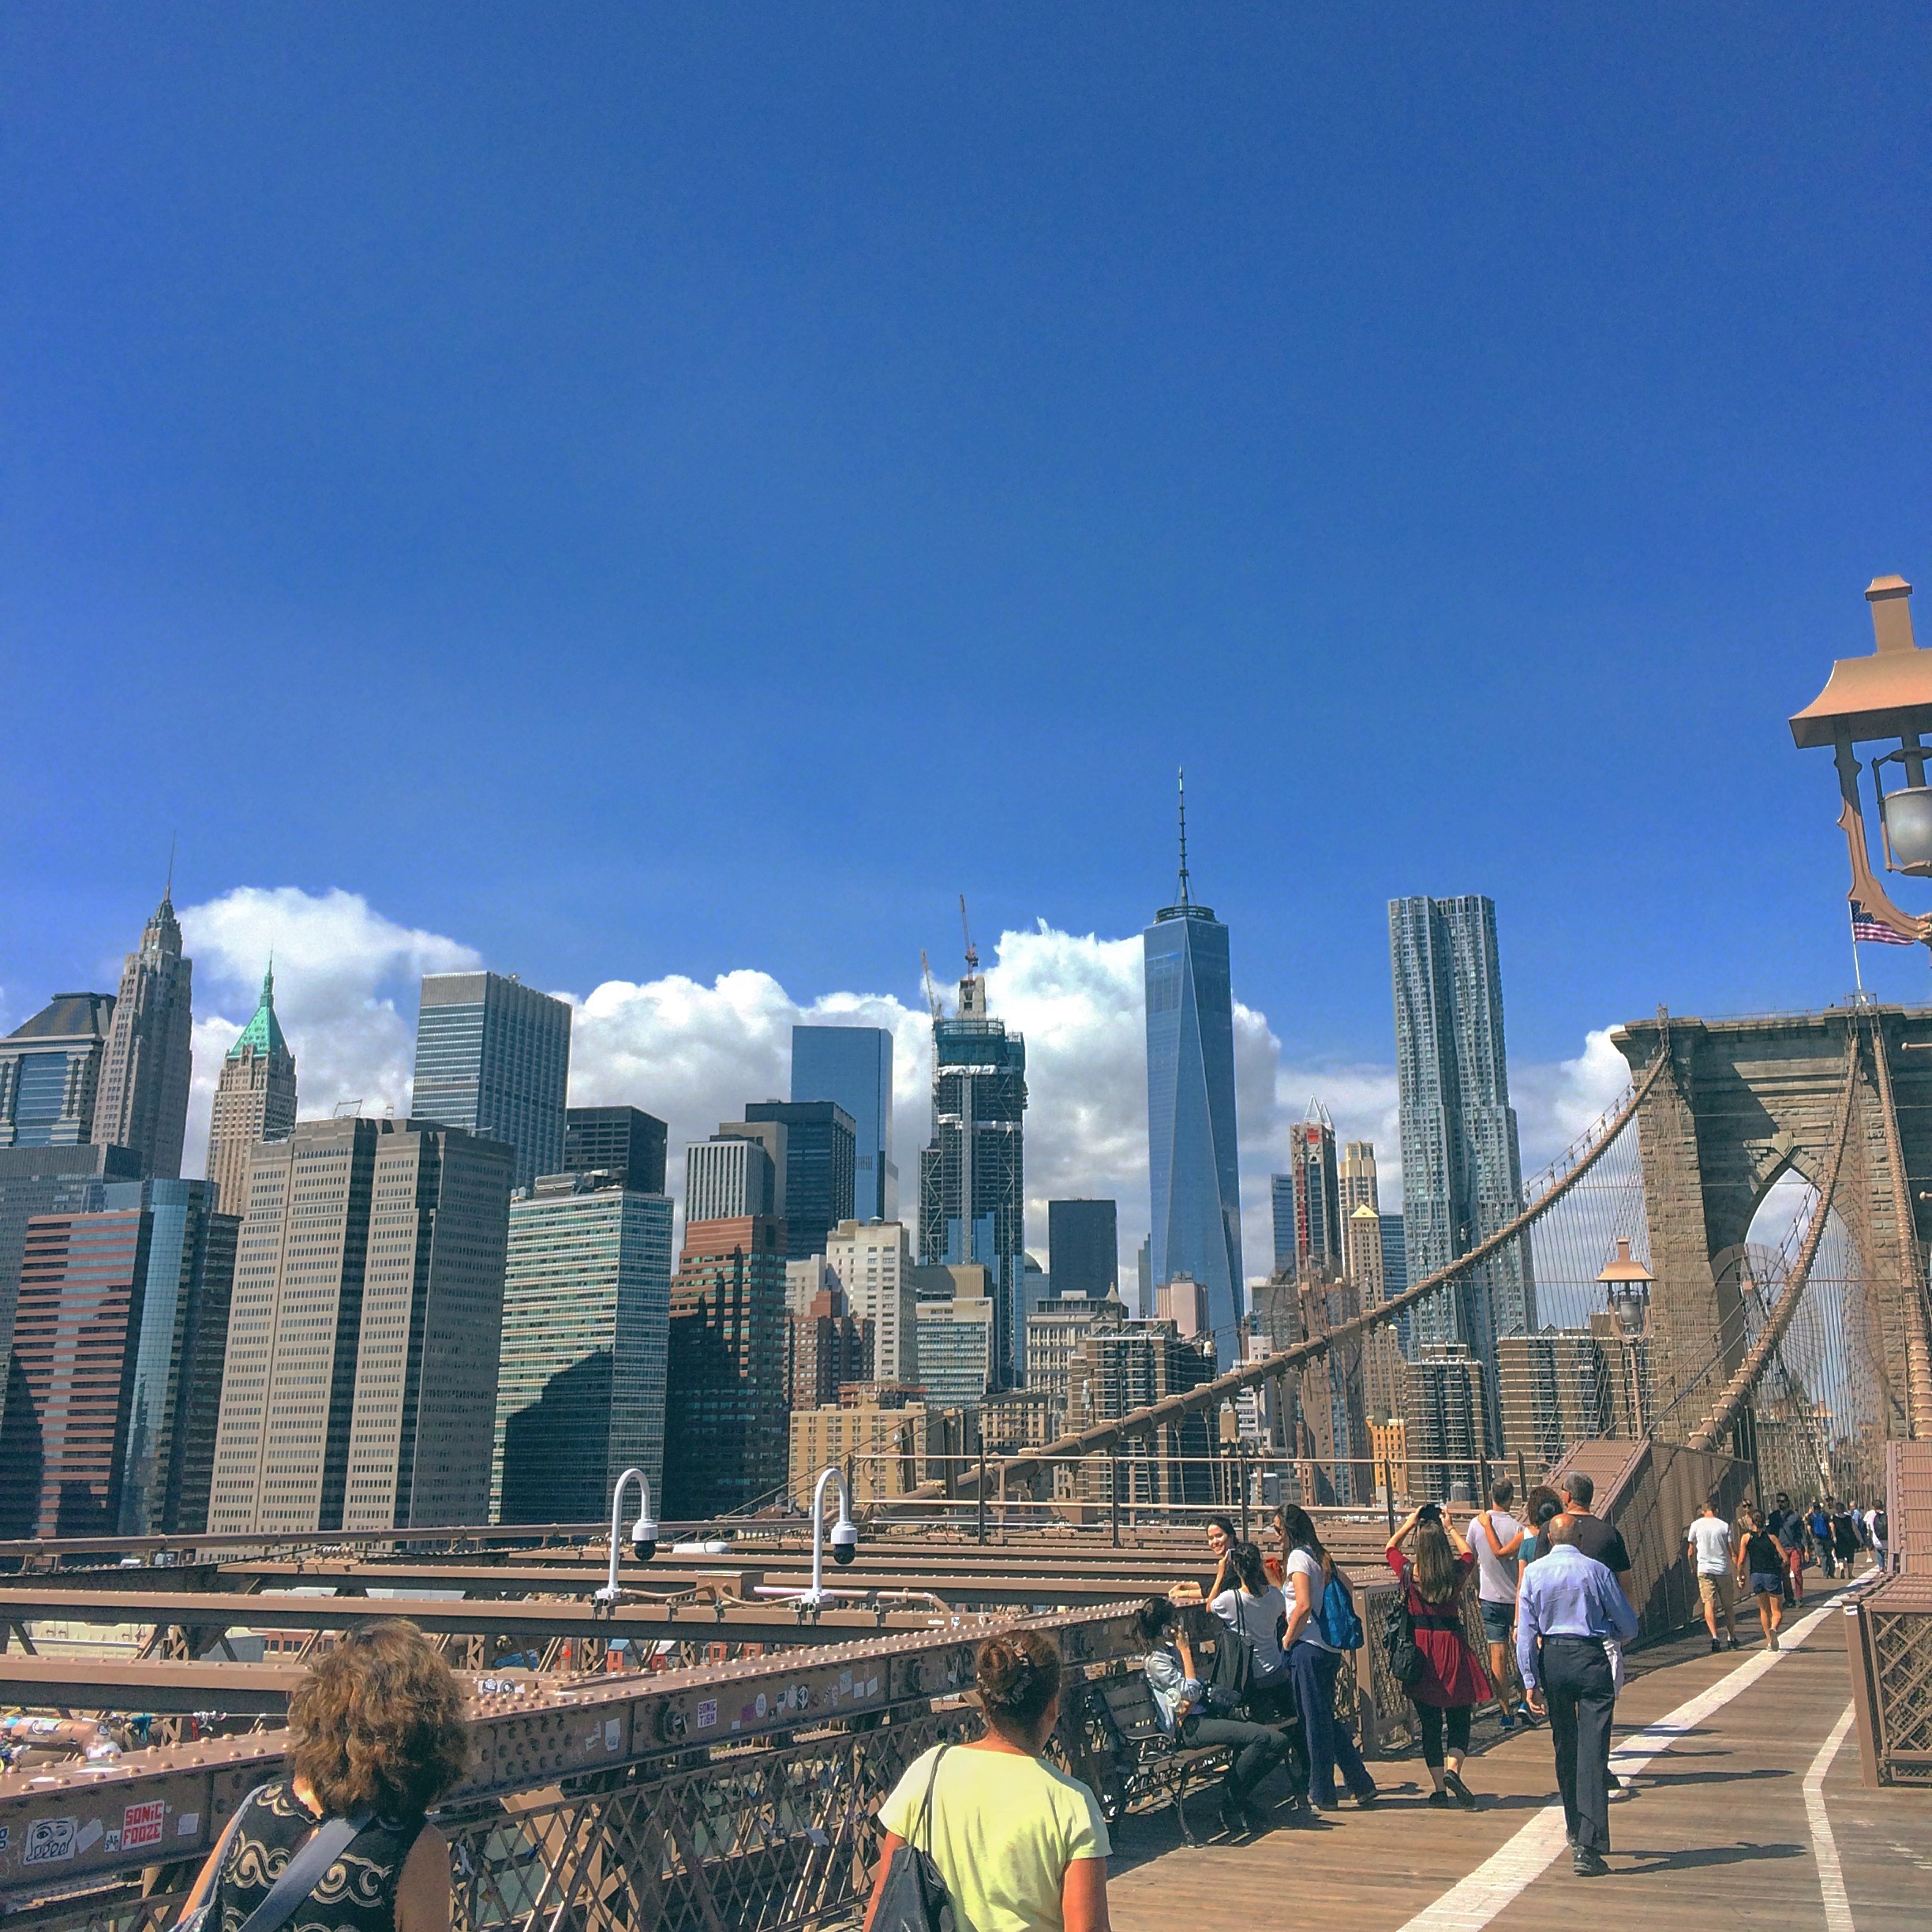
[1287,1642,1373,1807]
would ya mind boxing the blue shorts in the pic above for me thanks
[1480,1599,1515,1643]
[1747,1571,1783,1597]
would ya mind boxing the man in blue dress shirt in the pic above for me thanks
[1517,1513,1640,1876]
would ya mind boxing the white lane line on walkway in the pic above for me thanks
[1392,1589,1852,1932]
[1802,1703,1857,1932]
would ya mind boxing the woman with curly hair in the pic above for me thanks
[183,1619,471,1932]
[864,1629,1110,1932]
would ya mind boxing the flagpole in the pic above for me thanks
[1852,923,1866,995]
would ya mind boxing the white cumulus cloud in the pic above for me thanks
[178,887,481,1169]
[171,886,1624,1282]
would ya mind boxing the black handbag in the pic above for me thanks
[1382,1588,1425,1687]
[871,1746,955,1932]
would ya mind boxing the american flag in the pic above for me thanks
[1851,900,1917,946]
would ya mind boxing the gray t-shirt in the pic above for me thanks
[1687,1515,1733,1575]
[1211,1583,1290,1672]
[1468,1510,1522,1604]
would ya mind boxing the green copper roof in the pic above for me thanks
[229,963,290,1061]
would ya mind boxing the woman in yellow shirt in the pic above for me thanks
[865,1631,1111,1932]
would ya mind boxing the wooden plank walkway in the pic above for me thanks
[1106,1591,1926,1931]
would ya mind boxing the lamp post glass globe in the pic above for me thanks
[1882,785,1932,874]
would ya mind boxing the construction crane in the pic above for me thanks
[960,894,979,978]
[919,949,944,1023]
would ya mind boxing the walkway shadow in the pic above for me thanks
[1634,1765,1790,1789]
[1619,1841,1804,1874]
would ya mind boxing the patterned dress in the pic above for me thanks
[215,1780,425,1932]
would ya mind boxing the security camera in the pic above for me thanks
[631,1516,658,1564]
[830,1518,859,1567]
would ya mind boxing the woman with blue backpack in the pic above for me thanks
[1275,1504,1380,1814]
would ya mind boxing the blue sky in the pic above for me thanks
[5,8,1930,1227]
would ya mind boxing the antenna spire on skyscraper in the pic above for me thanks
[1176,767,1192,908]
[163,832,177,907]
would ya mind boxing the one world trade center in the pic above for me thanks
[1144,775,1245,1348]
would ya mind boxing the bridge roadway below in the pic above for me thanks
[1104,1585,1923,1932]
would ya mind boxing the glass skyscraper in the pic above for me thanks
[492,1174,672,1522]
[1046,1198,1118,1299]
[743,1099,857,1259]
[791,1025,897,1221]
[1388,893,1531,1436]
[107,1178,239,1537]
[411,972,572,1192]
[1144,784,1244,1350]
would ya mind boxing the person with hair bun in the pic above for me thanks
[866,1630,1110,1932]
[182,1619,470,1932]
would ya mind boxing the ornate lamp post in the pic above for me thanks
[1790,577,1932,942]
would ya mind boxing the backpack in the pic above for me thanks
[1320,1567,1365,1651]
[1381,1586,1424,1687]
[1203,1610,1256,1708]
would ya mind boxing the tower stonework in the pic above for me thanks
[207,965,298,1218]
[1614,1009,1932,1449]
[92,889,194,1179]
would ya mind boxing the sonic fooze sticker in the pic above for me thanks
[695,1700,717,1731]
[122,1803,166,1851]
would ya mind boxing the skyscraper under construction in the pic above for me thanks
[918,949,1027,1388]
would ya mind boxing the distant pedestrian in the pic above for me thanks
[1807,1500,1834,1578]
[1468,1480,1534,1729]
[1517,1513,1639,1879]
[1518,1488,1564,1567]
[1687,1492,1739,1653]
[1736,1506,1784,1652]
[1559,1472,1634,1607]
[1777,1500,1809,1602]
[1870,1504,1889,1571]
[867,1631,1109,1932]
[1832,1505,1861,1575]
[1277,1504,1379,1814]
[1387,1503,1491,1809]
[1767,1492,1797,1605]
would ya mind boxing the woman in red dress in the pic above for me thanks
[1387,1503,1492,1808]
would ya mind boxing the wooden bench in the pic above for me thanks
[1087,1672,1237,1847]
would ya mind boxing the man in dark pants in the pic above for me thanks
[1517,1514,1640,1877]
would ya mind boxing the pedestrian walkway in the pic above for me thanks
[1105,1588,1924,1931]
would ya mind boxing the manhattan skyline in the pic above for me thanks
[6,11,1929,1282]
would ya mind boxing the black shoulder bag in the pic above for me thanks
[870,1746,955,1932]
[177,1792,376,1932]
[1382,1581,1425,1687]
